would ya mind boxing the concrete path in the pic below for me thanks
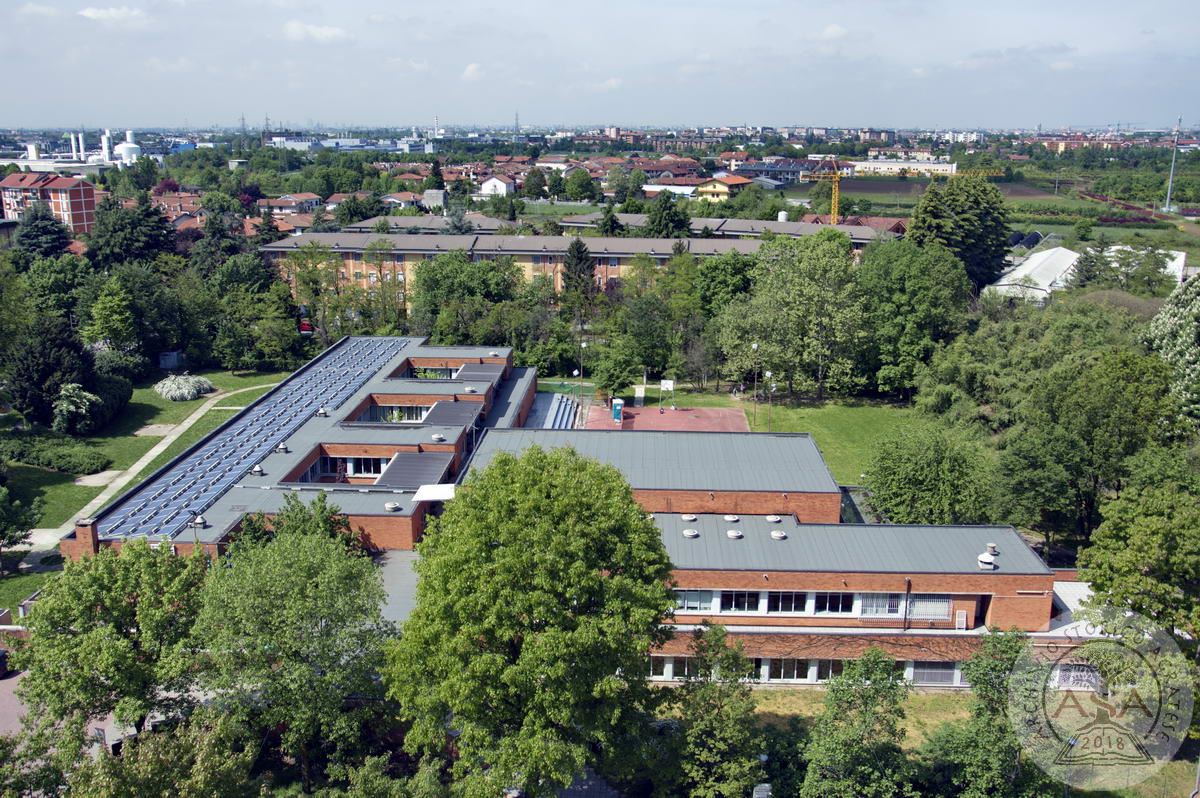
[17,383,278,569]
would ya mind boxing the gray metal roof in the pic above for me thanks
[376,451,454,489]
[465,429,839,493]
[343,213,506,234]
[422,400,484,427]
[556,213,890,244]
[657,514,1051,575]
[261,232,764,258]
[485,367,538,428]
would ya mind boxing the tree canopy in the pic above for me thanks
[907,176,1009,289]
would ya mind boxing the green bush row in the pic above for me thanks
[0,432,112,475]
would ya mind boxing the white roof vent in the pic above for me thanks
[726,529,743,539]
[464,386,478,393]
[724,514,740,522]
[488,351,499,357]
[765,514,782,523]
[316,407,329,417]
[978,551,997,570]
[275,442,289,454]
[431,433,446,442]
[682,528,700,539]
[190,514,207,528]
[384,501,402,512]
[680,513,698,522]
[250,464,264,476]
[770,529,787,540]
[986,542,998,555]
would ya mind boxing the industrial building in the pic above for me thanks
[64,338,1093,688]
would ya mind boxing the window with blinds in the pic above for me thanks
[908,594,952,620]
[861,593,902,616]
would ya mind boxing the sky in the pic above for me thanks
[2,0,1198,130]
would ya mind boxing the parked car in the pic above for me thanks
[0,649,9,677]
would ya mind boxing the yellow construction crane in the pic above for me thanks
[802,163,1005,223]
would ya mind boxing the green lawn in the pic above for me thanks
[5,370,286,528]
[0,554,54,619]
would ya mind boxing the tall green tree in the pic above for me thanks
[642,190,690,238]
[86,193,175,271]
[565,168,598,201]
[800,648,914,798]
[80,276,139,352]
[858,239,971,394]
[863,420,997,524]
[14,202,71,259]
[1148,274,1200,424]
[717,231,865,399]
[597,202,625,236]
[522,167,547,199]
[592,335,642,399]
[13,541,208,733]
[191,527,393,792]
[3,316,93,425]
[561,237,596,299]
[0,487,40,574]
[384,447,675,797]
[696,250,753,319]
[670,626,764,798]
[907,176,1009,289]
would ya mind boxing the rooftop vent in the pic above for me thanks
[488,351,499,357]
[977,551,997,570]
[316,407,328,417]
[431,433,446,442]
[250,464,264,476]
[770,529,787,540]
[986,542,999,555]
[726,529,743,540]
[275,443,289,454]
[680,513,698,522]
[765,514,782,523]
[385,501,402,512]
[190,514,207,528]
[464,386,478,393]
[682,528,700,539]
[724,514,740,522]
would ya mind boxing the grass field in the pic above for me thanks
[5,369,286,528]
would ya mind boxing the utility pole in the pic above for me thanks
[1164,115,1182,213]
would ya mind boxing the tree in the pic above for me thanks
[0,487,40,574]
[606,168,630,203]
[642,190,690,238]
[25,253,101,322]
[592,335,643,400]
[445,204,475,234]
[13,541,208,733]
[64,712,258,798]
[858,239,971,395]
[565,168,598,201]
[86,193,175,270]
[385,447,675,797]
[522,167,547,199]
[863,420,996,524]
[426,159,445,190]
[4,316,92,425]
[717,232,866,399]
[696,251,753,319]
[671,626,764,798]
[597,203,625,236]
[80,276,139,352]
[562,237,596,299]
[14,202,71,259]
[250,207,288,249]
[800,648,914,798]
[211,252,272,295]
[191,528,393,791]
[907,176,1010,289]
[1078,484,1200,658]
[309,206,339,232]
[546,170,566,199]
[410,250,521,336]
[1147,273,1200,422]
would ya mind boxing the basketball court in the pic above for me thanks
[584,403,749,432]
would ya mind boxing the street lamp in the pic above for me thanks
[764,371,773,432]
[579,341,587,404]
[751,342,759,427]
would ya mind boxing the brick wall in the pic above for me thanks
[346,508,426,550]
[632,490,841,522]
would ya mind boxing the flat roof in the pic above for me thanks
[261,233,763,258]
[656,514,1050,575]
[557,213,889,243]
[465,429,840,493]
[376,451,454,489]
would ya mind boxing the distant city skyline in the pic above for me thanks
[1,0,1197,130]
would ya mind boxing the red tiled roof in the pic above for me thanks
[0,173,91,190]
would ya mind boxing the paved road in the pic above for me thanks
[0,670,25,735]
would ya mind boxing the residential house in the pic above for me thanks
[480,175,517,197]
[0,173,97,233]
[695,175,754,202]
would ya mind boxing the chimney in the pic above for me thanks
[986,542,998,556]
[74,518,99,557]
[69,134,78,161]
[126,129,135,144]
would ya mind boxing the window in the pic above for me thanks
[673,657,697,679]
[908,594,951,620]
[720,591,760,613]
[352,457,387,476]
[353,271,364,281]
[813,592,854,614]
[371,404,426,423]
[815,660,844,681]
[861,593,902,616]
[368,271,377,284]
[650,656,667,678]
[766,592,806,613]
[768,658,807,681]
[674,590,713,612]
[912,661,957,685]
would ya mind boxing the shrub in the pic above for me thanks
[49,375,132,436]
[0,432,111,474]
[94,348,150,381]
[153,374,215,402]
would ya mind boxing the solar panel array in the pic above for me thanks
[96,337,409,542]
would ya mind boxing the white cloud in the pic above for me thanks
[282,20,349,43]
[461,62,483,81]
[1049,59,1075,71]
[16,3,60,17]
[594,76,622,91]
[911,66,929,78]
[78,6,147,26]
[820,23,847,40]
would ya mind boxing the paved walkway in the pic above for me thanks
[18,383,278,569]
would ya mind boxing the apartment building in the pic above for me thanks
[557,212,893,249]
[0,173,97,233]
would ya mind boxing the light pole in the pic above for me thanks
[751,342,759,427]
[764,371,773,432]
[579,341,587,403]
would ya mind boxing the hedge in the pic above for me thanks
[0,432,112,475]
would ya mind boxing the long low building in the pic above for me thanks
[62,339,1099,689]
[557,212,892,248]
[262,232,762,291]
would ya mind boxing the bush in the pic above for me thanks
[49,375,132,436]
[87,374,133,433]
[153,374,215,402]
[0,432,111,474]
[93,348,150,381]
